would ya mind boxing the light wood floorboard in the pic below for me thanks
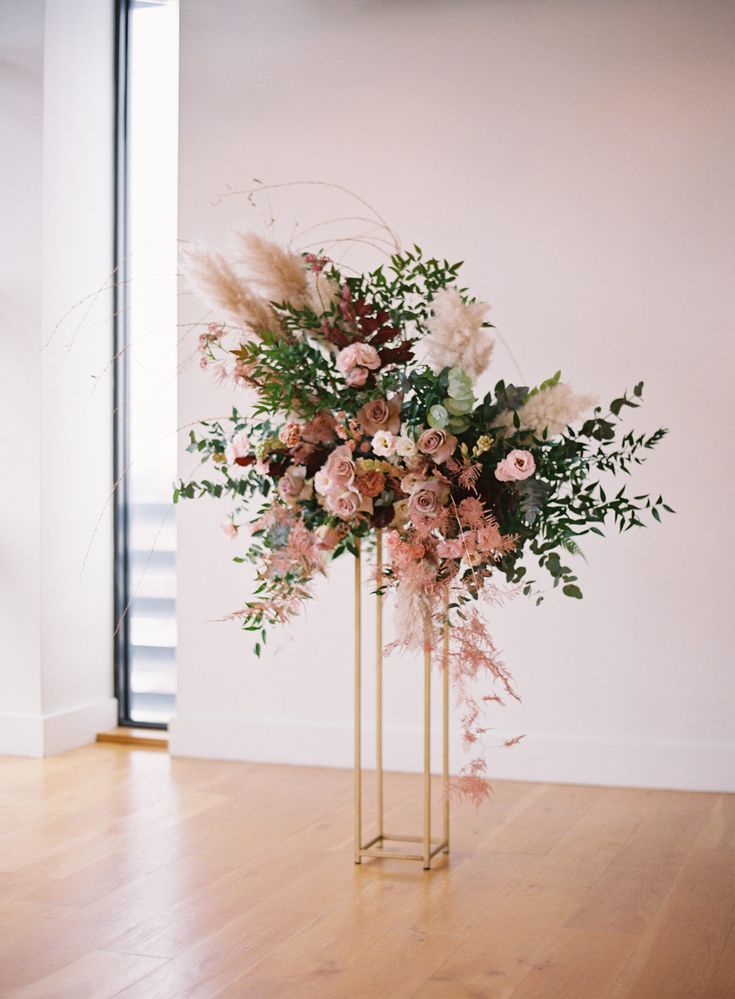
[0,745,732,998]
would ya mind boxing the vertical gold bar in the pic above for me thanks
[423,617,431,870]
[354,538,362,864]
[376,529,384,844]
[442,592,450,853]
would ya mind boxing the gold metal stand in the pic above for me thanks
[354,532,450,870]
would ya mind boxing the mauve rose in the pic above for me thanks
[277,466,313,505]
[324,444,356,489]
[225,429,251,466]
[494,449,536,482]
[328,487,367,520]
[407,479,450,520]
[417,427,458,464]
[336,342,381,375]
[357,394,402,436]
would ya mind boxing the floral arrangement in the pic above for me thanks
[177,229,670,801]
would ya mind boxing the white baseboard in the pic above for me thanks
[168,714,735,793]
[0,697,118,757]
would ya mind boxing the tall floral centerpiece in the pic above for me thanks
[177,230,669,801]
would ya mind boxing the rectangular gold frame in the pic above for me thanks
[354,531,449,870]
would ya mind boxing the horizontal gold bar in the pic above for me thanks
[360,848,427,862]
[358,835,449,863]
[381,833,445,844]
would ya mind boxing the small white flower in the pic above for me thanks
[395,432,417,458]
[314,467,333,495]
[372,430,398,457]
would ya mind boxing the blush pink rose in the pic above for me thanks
[323,444,356,490]
[336,342,381,376]
[417,428,458,464]
[494,449,536,482]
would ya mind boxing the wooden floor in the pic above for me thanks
[0,746,733,998]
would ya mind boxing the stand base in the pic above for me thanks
[356,833,449,870]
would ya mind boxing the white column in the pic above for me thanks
[0,0,117,756]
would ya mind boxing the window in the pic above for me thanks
[115,0,179,726]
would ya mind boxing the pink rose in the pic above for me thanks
[277,466,313,505]
[346,367,369,387]
[494,449,536,482]
[225,429,251,466]
[323,444,356,490]
[417,428,458,464]
[407,478,450,520]
[221,522,238,540]
[357,395,402,435]
[336,342,381,375]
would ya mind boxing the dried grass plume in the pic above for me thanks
[181,242,281,337]
[234,231,311,310]
[496,382,597,437]
[423,287,493,381]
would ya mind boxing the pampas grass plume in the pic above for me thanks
[235,231,311,310]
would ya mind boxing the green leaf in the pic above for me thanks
[563,584,583,599]
[428,404,449,428]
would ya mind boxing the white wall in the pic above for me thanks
[173,0,735,791]
[0,0,116,754]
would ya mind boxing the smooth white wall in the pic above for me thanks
[0,0,116,754]
[173,0,735,790]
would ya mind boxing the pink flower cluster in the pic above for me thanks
[314,444,372,520]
